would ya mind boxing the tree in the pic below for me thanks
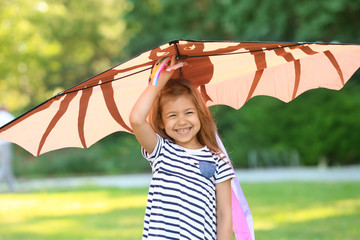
[0,0,130,113]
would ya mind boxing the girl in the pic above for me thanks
[130,56,235,240]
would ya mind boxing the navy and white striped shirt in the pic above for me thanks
[141,134,235,240]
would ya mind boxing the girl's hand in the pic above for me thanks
[152,55,176,85]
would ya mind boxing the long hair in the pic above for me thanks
[149,78,222,154]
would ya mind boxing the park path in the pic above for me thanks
[3,165,358,192]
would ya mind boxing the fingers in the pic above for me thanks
[149,56,177,86]
[170,55,176,66]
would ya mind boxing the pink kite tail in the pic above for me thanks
[216,134,255,240]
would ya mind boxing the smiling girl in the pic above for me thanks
[130,56,234,240]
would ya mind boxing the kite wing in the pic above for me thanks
[1,40,360,156]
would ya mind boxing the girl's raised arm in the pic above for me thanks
[129,56,175,154]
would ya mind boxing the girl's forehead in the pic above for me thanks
[161,94,196,111]
[162,93,193,103]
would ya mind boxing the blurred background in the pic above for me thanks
[1,0,360,239]
[1,0,359,177]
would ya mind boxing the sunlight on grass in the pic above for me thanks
[254,196,360,231]
[253,220,276,230]
[3,216,143,238]
[247,182,360,240]
[0,189,147,223]
[276,199,360,223]
[0,188,147,239]
[6,219,78,235]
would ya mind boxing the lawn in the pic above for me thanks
[0,182,359,240]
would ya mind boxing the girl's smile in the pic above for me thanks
[161,94,203,149]
[176,128,190,134]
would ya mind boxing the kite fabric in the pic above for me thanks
[0,40,360,157]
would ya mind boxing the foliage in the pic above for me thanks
[123,0,360,56]
[1,182,360,239]
[0,0,130,113]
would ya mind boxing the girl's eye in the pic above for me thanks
[168,114,176,118]
[186,111,193,115]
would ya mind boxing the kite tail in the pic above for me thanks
[216,134,255,240]
[149,57,171,86]
[148,57,187,86]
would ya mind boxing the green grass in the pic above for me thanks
[247,182,360,240]
[0,182,359,240]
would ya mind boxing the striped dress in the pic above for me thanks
[141,135,235,239]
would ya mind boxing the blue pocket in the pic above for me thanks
[199,161,216,178]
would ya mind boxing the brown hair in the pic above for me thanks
[149,78,222,154]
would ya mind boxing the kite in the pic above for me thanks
[1,40,360,240]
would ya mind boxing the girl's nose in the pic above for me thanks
[177,115,187,125]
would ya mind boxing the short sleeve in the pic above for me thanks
[141,134,164,166]
[214,155,235,184]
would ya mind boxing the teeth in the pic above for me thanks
[177,128,189,133]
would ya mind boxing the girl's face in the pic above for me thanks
[160,94,202,149]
